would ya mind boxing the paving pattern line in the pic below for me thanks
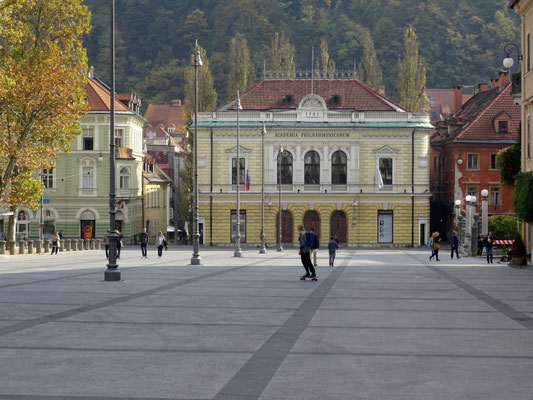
[212,265,346,400]
[406,251,533,331]
[0,267,244,337]
[0,395,208,400]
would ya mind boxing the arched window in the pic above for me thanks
[119,167,130,189]
[331,151,347,185]
[277,151,293,184]
[304,151,320,184]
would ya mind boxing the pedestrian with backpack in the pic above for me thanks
[328,236,338,267]
[298,224,316,279]
[309,227,319,267]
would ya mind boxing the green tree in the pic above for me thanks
[227,34,255,100]
[0,0,90,218]
[488,214,519,240]
[314,37,336,78]
[268,32,295,77]
[398,28,429,111]
[496,135,521,186]
[513,173,533,223]
[362,33,383,91]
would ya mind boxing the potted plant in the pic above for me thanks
[509,236,527,267]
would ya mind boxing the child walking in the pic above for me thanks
[327,236,338,267]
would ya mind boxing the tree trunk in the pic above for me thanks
[7,204,16,244]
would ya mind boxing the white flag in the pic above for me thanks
[376,166,384,189]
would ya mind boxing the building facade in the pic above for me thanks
[8,77,145,241]
[511,0,533,261]
[196,78,433,247]
[430,73,520,238]
[143,155,172,244]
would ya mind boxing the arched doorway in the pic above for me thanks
[303,210,320,236]
[276,210,293,243]
[330,210,347,244]
[80,210,96,239]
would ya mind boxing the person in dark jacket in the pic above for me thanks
[328,236,338,267]
[484,232,494,264]
[298,224,315,279]
[477,234,484,256]
[139,228,149,258]
[309,227,319,267]
[429,232,441,261]
[450,231,460,259]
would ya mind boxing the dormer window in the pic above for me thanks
[329,95,342,107]
[283,94,295,106]
[493,111,511,135]
[167,127,175,134]
[498,120,509,134]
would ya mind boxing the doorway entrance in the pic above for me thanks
[330,210,347,243]
[303,210,320,236]
[276,210,293,243]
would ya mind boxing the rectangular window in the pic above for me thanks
[526,115,531,158]
[42,168,54,189]
[82,166,94,188]
[83,137,94,150]
[429,96,436,107]
[467,187,477,198]
[467,154,478,170]
[230,210,246,243]
[378,210,393,243]
[431,111,437,121]
[490,154,497,170]
[232,158,245,185]
[490,187,501,205]
[498,120,509,134]
[379,158,393,185]
[115,129,123,148]
[527,32,531,71]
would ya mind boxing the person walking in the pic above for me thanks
[484,232,494,264]
[59,230,64,240]
[328,236,338,267]
[104,230,110,259]
[139,228,149,259]
[51,232,59,255]
[116,230,123,259]
[429,232,441,261]
[310,227,319,267]
[477,234,484,257]
[450,231,460,259]
[298,224,316,279]
[156,231,166,258]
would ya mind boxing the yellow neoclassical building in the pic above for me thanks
[196,78,433,247]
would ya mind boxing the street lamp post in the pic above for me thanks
[277,145,283,252]
[40,170,44,242]
[234,92,243,258]
[454,199,462,232]
[104,0,120,281]
[481,188,489,236]
[191,40,203,265]
[259,124,266,254]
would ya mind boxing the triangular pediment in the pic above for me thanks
[373,145,398,154]
[226,145,251,154]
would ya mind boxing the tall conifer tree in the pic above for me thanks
[268,32,295,77]
[362,34,383,91]
[227,34,255,99]
[398,28,429,111]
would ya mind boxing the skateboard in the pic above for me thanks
[300,275,318,281]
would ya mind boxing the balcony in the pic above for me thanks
[116,147,133,159]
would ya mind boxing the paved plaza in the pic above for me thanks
[0,246,533,399]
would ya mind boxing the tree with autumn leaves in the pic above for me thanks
[0,0,90,242]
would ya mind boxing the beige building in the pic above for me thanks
[510,0,533,260]
[195,78,433,247]
[143,155,171,244]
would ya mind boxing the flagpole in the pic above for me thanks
[234,92,242,257]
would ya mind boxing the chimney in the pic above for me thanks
[491,77,499,88]
[171,99,182,107]
[378,85,386,96]
[453,86,463,114]
[498,71,509,87]
[477,83,488,92]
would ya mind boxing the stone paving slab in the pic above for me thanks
[0,248,533,399]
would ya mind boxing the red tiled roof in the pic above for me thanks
[145,103,186,135]
[219,79,403,112]
[432,83,520,144]
[85,78,130,112]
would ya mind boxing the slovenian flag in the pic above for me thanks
[245,170,250,191]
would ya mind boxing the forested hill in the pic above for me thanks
[84,0,519,108]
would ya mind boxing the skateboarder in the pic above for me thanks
[298,224,316,279]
